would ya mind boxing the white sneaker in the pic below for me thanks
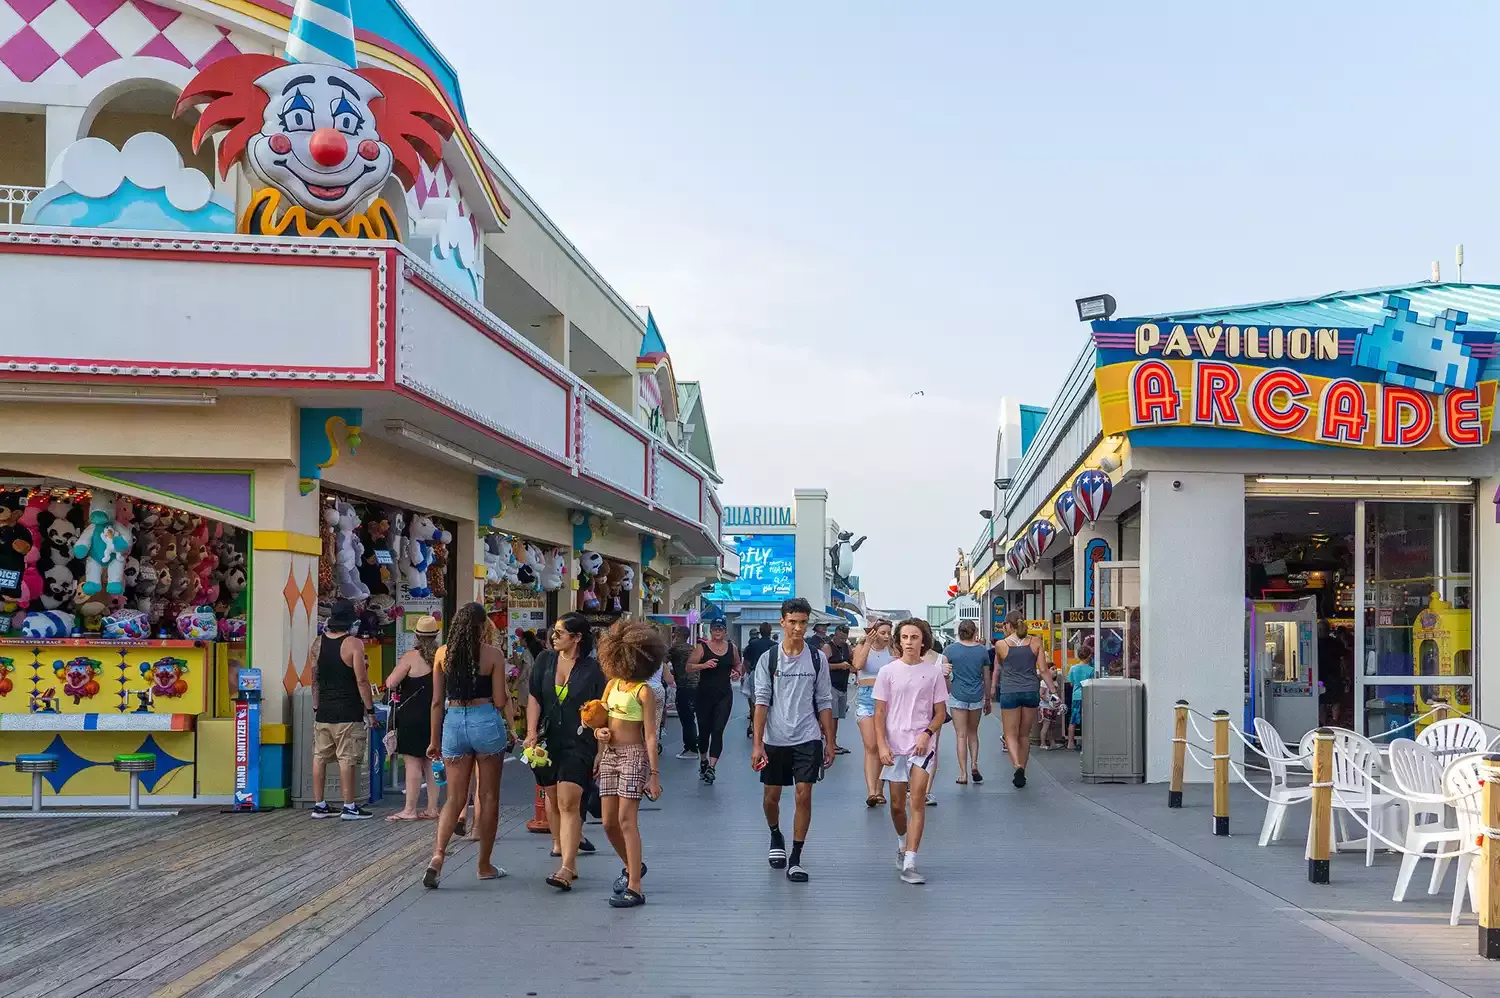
[925,793,937,807]
[674,749,697,760]
[900,864,926,885]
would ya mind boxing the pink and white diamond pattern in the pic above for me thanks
[0,1,266,85]
[408,155,480,244]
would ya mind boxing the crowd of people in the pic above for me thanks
[305,594,1079,905]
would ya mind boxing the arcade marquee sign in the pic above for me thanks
[1092,295,1499,451]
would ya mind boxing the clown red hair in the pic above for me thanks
[174,56,455,187]
[176,53,284,180]
[360,68,455,188]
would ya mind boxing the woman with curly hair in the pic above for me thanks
[594,619,665,908]
[423,601,510,888]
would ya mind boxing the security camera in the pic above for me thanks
[1171,480,1183,491]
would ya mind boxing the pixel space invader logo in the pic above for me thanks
[1353,294,1478,394]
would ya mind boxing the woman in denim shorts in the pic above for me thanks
[851,619,898,807]
[423,602,511,889]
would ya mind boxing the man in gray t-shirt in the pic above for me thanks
[751,598,835,883]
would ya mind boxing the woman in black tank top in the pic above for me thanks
[687,620,739,783]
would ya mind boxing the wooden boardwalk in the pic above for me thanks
[0,801,530,998]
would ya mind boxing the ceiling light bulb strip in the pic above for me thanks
[619,518,672,540]
[1253,476,1473,487]
[0,385,217,406]
[526,480,614,519]
[384,421,527,484]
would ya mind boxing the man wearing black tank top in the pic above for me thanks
[311,600,376,820]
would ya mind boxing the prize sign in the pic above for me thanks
[1092,295,1499,451]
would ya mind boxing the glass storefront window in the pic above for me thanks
[1360,501,1473,737]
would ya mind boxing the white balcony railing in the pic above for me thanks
[0,186,41,224]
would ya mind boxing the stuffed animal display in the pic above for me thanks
[539,548,564,591]
[399,514,451,599]
[73,506,133,596]
[334,501,369,601]
[0,493,33,600]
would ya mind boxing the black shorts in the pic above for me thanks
[533,747,594,789]
[760,740,823,787]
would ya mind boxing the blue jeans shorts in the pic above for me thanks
[855,684,877,719]
[948,697,985,711]
[441,704,507,758]
[998,691,1041,711]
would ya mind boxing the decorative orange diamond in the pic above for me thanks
[282,569,301,618]
[301,645,315,688]
[283,657,298,695]
[300,569,318,617]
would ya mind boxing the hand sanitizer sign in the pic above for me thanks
[233,668,262,811]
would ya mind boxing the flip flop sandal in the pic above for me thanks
[608,888,646,908]
[875,795,887,805]
[545,868,576,891]
[955,778,968,785]
[612,862,647,895]
[768,846,787,869]
[972,770,984,784]
[786,864,809,883]
[477,867,507,881]
[422,864,441,889]
[865,795,882,808]
[386,812,419,821]
[453,819,467,837]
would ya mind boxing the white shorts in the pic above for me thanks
[881,750,936,784]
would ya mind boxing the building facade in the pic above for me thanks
[977,282,1500,782]
[0,0,729,807]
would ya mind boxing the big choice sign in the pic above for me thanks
[1091,295,1498,451]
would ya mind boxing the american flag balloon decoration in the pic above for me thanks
[1072,470,1112,522]
[1054,490,1085,537]
[1029,520,1057,561]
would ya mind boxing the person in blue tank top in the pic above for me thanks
[989,611,1054,789]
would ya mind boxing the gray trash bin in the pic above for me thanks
[1081,677,1145,783]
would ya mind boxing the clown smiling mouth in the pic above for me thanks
[305,184,348,200]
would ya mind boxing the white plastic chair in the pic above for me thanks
[1439,753,1485,925]
[1386,739,1463,901]
[1417,717,1486,764]
[1329,729,1405,867]
[1253,717,1312,846]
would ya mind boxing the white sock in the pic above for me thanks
[903,850,918,868]
[897,835,905,851]
[315,800,326,807]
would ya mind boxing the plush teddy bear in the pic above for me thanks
[605,561,627,612]
[72,506,134,596]
[538,547,564,590]
[39,559,77,611]
[511,537,535,585]
[335,501,369,601]
[428,538,449,599]
[19,493,47,609]
[357,512,389,597]
[579,699,609,729]
[399,514,451,599]
[579,550,605,581]
[0,493,33,601]
[319,504,339,598]
[482,533,506,582]
[40,501,84,567]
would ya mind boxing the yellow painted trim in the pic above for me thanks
[208,0,509,222]
[260,723,290,745]
[473,564,488,579]
[253,531,322,556]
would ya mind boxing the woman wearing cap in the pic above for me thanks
[384,615,442,821]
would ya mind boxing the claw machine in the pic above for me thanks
[1246,597,1319,742]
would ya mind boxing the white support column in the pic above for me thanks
[1072,518,1119,608]
[1139,472,1244,782]
[794,489,828,610]
[1477,476,1500,727]
[44,105,86,183]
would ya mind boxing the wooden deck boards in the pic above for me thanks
[0,804,530,998]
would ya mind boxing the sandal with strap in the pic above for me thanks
[612,861,647,895]
[608,888,646,908]
[422,856,443,889]
[865,795,882,808]
[545,867,577,891]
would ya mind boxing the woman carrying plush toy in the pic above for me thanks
[527,612,606,891]
[591,618,665,908]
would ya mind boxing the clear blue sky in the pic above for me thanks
[403,0,1500,614]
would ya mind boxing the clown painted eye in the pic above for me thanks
[279,91,314,132]
[331,96,365,135]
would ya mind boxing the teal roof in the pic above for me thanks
[639,310,667,357]
[1121,282,1500,329]
[355,1,466,118]
[1019,405,1048,456]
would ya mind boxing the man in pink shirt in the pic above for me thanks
[874,618,948,885]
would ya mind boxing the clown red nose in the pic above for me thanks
[309,129,348,167]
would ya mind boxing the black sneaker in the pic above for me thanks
[341,803,374,820]
[702,764,716,785]
[579,837,597,853]
[1012,767,1026,789]
[699,759,709,780]
[310,802,332,819]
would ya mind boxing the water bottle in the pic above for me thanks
[432,757,446,787]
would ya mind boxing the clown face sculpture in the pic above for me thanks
[245,64,394,221]
[176,50,453,236]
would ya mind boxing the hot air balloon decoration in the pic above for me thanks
[1054,490,1085,537]
[1072,470,1113,522]
[1029,520,1057,561]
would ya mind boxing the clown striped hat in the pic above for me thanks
[287,0,358,69]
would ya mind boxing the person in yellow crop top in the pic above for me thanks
[594,619,665,908]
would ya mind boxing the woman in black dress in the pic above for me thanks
[385,615,441,820]
[527,612,606,890]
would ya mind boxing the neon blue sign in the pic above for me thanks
[709,534,796,602]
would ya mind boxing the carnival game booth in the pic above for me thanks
[0,478,249,811]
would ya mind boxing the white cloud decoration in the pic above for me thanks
[410,196,481,301]
[25,133,235,233]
